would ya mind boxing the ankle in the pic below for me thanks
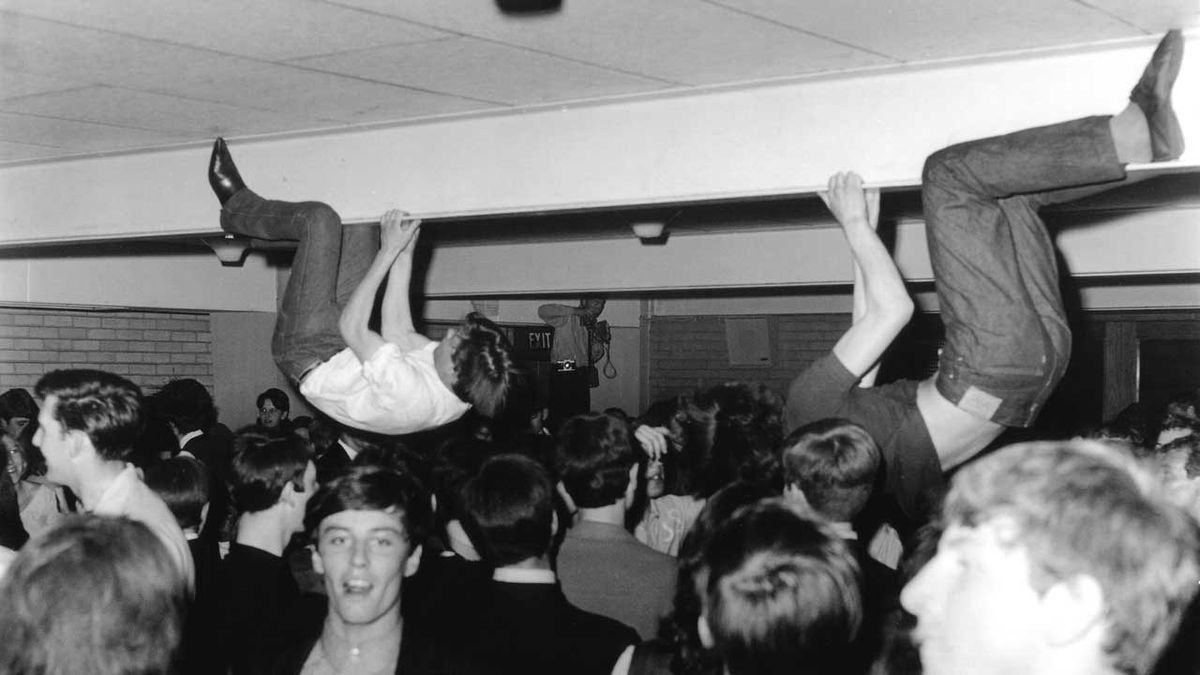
[1110,103,1151,164]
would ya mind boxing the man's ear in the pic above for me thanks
[404,544,423,578]
[784,483,811,510]
[624,464,639,506]
[67,429,93,462]
[551,509,560,538]
[280,480,298,508]
[697,613,715,649]
[1042,574,1106,648]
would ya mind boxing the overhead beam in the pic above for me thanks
[1,35,1196,247]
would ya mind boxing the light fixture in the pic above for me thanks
[203,234,250,265]
[631,221,665,240]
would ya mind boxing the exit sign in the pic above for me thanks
[511,326,554,362]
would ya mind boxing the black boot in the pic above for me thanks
[1130,30,1184,162]
[208,137,247,206]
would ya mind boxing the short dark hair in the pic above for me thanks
[781,419,881,522]
[461,453,554,566]
[154,379,216,434]
[256,388,290,414]
[555,413,636,508]
[0,515,186,675]
[230,431,310,513]
[305,463,432,547]
[0,387,37,423]
[35,370,143,462]
[704,500,862,675]
[451,312,514,418]
[144,456,210,531]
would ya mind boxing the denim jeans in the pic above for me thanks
[923,115,1126,427]
[221,190,379,383]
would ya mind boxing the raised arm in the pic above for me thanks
[338,210,425,364]
[820,172,914,379]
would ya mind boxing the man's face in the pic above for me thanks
[3,416,29,440]
[258,400,286,429]
[900,521,1049,675]
[432,329,461,390]
[1157,426,1194,448]
[312,509,418,627]
[32,395,74,487]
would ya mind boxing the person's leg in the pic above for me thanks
[220,190,347,383]
[922,115,1126,427]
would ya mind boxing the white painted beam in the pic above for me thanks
[1,35,1196,246]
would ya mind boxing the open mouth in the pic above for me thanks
[342,578,374,595]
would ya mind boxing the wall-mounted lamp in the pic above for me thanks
[203,234,250,265]
[631,221,666,241]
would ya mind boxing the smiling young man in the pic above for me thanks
[901,440,1200,675]
[270,462,476,674]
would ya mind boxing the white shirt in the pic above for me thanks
[92,464,195,591]
[301,342,470,436]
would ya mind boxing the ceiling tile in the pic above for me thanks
[162,61,499,124]
[330,0,889,84]
[0,86,331,138]
[1082,0,1200,32]
[713,0,1143,62]
[0,69,86,100]
[0,139,72,163]
[2,0,452,61]
[0,111,186,152]
[296,37,670,105]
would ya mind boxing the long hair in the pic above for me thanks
[451,312,514,418]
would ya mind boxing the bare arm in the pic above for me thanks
[338,210,424,364]
[820,172,914,379]
[379,214,433,352]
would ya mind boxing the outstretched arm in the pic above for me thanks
[820,172,913,379]
[338,210,425,364]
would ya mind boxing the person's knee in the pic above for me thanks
[301,202,341,229]
[922,146,965,189]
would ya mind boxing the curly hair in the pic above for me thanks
[451,312,515,418]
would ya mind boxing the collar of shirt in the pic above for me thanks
[90,463,139,513]
[492,567,556,584]
[337,439,359,461]
[178,429,204,448]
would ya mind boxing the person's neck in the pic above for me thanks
[318,607,402,672]
[578,502,626,527]
[236,508,291,556]
[77,460,127,510]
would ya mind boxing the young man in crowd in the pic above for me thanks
[271,463,478,674]
[0,515,188,675]
[222,431,319,674]
[902,440,1200,675]
[33,369,193,588]
[155,378,233,543]
[255,387,292,436]
[698,500,863,675]
[786,31,1186,527]
[208,143,514,435]
[555,412,676,639]
[459,453,638,675]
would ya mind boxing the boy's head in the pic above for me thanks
[34,370,143,487]
[781,418,881,522]
[305,464,431,627]
[461,453,555,566]
[154,379,216,435]
[144,456,210,533]
[555,412,637,509]
[700,500,862,675]
[255,388,290,430]
[231,431,315,529]
[434,312,514,418]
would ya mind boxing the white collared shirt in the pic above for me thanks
[492,567,556,584]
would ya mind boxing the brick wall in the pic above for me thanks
[0,307,212,394]
[646,313,848,403]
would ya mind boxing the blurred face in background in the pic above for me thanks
[258,401,286,430]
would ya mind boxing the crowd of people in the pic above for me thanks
[0,29,1196,675]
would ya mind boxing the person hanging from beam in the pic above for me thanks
[206,142,513,435]
[785,30,1186,527]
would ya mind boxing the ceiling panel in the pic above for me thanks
[0,111,186,153]
[331,0,889,84]
[0,70,86,101]
[714,0,1142,62]
[0,86,330,138]
[0,138,73,163]
[1,0,452,61]
[295,36,670,105]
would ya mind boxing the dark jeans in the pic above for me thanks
[923,115,1126,427]
[220,190,379,383]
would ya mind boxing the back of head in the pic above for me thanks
[703,500,862,675]
[781,419,881,522]
[144,456,209,531]
[451,312,514,418]
[231,431,310,513]
[0,387,37,425]
[304,462,431,547]
[154,378,216,434]
[461,453,554,566]
[692,383,784,496]
[944,440,1200,675]
[555,412,635,508]
[35,369,143,462]
[0,514,186,675]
